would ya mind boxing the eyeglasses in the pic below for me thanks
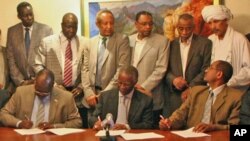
[35,90,50,96]
[118,81,133,87]
[207,66,220,71]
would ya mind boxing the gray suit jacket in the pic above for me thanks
[164,34,212,116]
[89,89,153,129]
[82,33,131,108]
[0,85,82,128]
[240,89,250,124]
[6,22,53,86]
[169,86,243,130]
[129,33,170,110]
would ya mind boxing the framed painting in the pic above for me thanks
[81,0,219,38]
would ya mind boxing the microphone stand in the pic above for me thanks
[100,124,116,141]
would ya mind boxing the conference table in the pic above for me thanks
[0,128,229,141]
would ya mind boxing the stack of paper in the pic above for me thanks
[95,130,126,136]
[171,127,210,138]
[14,128,85,136]
[121,132,164,140]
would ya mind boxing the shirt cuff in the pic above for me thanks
[16,120,22,128]
[125,124,131,130]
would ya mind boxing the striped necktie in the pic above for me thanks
[96,37,107,87]
[36,100,45,126]
[64,40,72,87]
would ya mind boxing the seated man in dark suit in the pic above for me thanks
[0,69,81,129]
[160,60,244,132]
[89,65,153,130]
[240,87,250,124]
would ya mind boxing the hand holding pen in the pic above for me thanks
[93,116,103,131]
[19,115,33,129]
[159,115,171,130]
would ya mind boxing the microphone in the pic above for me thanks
[102,113,114,130]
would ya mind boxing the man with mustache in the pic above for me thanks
[202,5,250,92]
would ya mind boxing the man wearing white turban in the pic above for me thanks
[202,5,250,92]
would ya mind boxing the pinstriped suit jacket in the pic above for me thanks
[6,22,53,86]
[33,34,87,89]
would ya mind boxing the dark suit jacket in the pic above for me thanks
[240,89,250,124]
[6,22,53,86]
[169,86,243,130]
[89,89,153,129]
[0,85,82,128]
[164,34,212,117]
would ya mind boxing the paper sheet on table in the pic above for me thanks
[171,127,210,138]
[46,128,85,135]
[14,128,85,135]
[95,130,126,136]
[121,132,164,140]
[14,128,45,135]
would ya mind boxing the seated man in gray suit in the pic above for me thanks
[0,69,82,129]
[160,60,244,132]
[240,87,250,124]
[89,65,153,130]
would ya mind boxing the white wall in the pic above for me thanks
[0,0,81,46]
[225,0,250,35]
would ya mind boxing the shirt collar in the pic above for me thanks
[179,34,193,45]
[60,32,76,42]
[209,84,226,97]
[23,25,33,32]
[119,88,134,99]
[135,33,149,42]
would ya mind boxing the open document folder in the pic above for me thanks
[171,127,210,138]
[14,128,85,135]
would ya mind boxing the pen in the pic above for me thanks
[160,115,171,129]
[160,115,165,120]
[25,114,29,120]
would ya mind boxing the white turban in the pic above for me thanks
[201,5,233,22]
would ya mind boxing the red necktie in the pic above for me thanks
[64,40,72,87]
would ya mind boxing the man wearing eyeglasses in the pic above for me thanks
[164,13,212,117]
[129,11,169,128]
[0,69,82,129]
[160,60,244,132]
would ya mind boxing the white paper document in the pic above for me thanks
[121,132,164,140]
[95,130,126,136]
[14,128,85,136]
[171,127,210,138]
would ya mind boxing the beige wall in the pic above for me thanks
[225,0,250,35]
[0,0,81,46]
[0,0,249,46]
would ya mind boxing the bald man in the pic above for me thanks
[0,69,81,129]
[34,13,88,128]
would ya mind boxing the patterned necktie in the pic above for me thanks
[64,40,72,87]
[116,95,128,124]
[96,37,107,87]
[201,92,214,124]
[24,27,30,57]
[36,100,45,126]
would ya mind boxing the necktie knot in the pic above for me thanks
[102,37,107,47]
[25,27,29,32]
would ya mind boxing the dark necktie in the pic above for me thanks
[64,40,73,87]
[25,27,30,57]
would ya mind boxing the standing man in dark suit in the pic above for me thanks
[89,65,153,130]
[129,11,170,127]
[34,13,88,128]
[160,60,244,132]
[164,13,212,117]
[82,10,131,123]
[6,2,53,87]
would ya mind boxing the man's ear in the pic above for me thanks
[217,71,223,80]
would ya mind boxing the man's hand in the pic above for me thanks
[112,124,127,130]
[19,120,33,129]
[193,122,215,133]
[181,88,190,102]
[93,120,102,131]
[159,118,172,130]
[71,87,83,97]
[86,95,97,107]
[37,122,54,130]
[173,77,188,90]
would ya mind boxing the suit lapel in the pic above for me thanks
[211,87,227,120]
[107,90,119,122]
[49,89,59,123]
[137,36,153,64]
[173,40,183,75]
[16,24,27,60]
[185,35,197,70]
[128,90,140,122]
[53,35,63,68]
[91,37,99,72]
[102,34,114,68]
